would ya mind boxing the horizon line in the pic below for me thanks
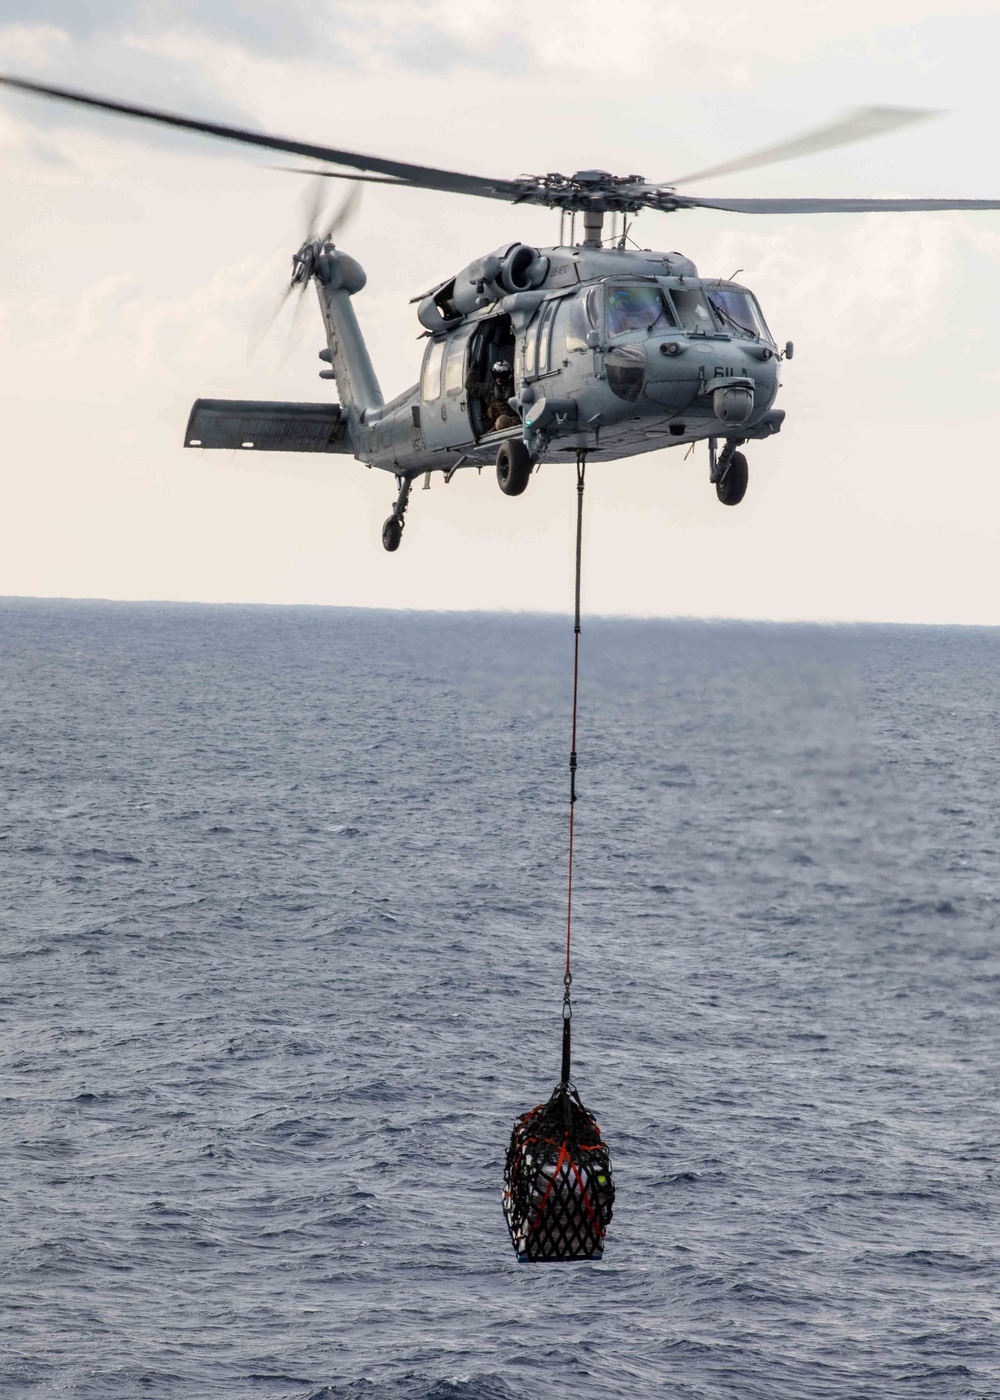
[1,593,998,631]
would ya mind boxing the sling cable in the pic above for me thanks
[503,456,616,1262]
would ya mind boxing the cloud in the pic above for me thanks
[4,0,995,85]
[0,21,70,66]
[0,1,315,52]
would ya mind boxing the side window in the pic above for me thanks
[524,310,546,379]
[536,301,556,375]
[422,339,445,400]
[523,317,538,379]
[443,332,468,395]
[547,296,574,369]
[526,300,571,379]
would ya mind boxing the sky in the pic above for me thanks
[2,0,1000,621]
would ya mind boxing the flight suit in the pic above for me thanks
[465,370,519,432]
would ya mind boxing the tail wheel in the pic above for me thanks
[496,440,533,497]
[716,450,748,506]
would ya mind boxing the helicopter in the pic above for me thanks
[4,77,1000,552]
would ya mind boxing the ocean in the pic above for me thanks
[2,599,997,1400]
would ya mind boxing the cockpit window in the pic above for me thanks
[705,284,772,341]
[566,286,601,352]
[669,286,715,333]
[606,284,676,337]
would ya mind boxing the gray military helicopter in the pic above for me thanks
[4,77,1000,551]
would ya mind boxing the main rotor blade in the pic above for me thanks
[0,73,518,201]
[269,165,419,188]
[665,106,938,187]
[672,194,1000,213]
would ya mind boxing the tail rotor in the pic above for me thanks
[250,176,362,357]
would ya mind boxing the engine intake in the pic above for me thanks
[416,243,550,331]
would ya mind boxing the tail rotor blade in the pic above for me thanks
[302,174,326,241]
[282,277,314,361]
[321,181,362,242]
[247,280,296,361]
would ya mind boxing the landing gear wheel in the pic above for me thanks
[716,450,748,506]
[381,474,412,552]
[382,516,403,552]
[496,440,533,497]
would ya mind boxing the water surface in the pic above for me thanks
[2,601,997,1399]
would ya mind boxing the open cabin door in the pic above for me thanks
[466,313,517,439]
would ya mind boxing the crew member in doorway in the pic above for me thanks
[466,359,519,432]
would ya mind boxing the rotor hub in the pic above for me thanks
[511,170,670,214]
[290,239,321,287]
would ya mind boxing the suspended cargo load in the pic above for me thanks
[503,1082,614,1263]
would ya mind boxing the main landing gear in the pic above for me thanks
[710,438,749,507]
[496,439,533,496]
[381,473,412,551]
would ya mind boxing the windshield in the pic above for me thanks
[669,286,715,333]
[706,284,771,341]
[606,284,676,337]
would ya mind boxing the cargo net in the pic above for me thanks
[503,1083,614,1262]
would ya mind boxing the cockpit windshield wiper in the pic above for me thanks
[708,297,756,338]
[647,299,670,334]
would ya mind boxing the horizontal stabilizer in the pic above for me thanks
[184,399,352,453]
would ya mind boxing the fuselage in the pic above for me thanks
[355,243,784,476]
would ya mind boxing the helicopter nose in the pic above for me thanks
[642,336,766,421]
